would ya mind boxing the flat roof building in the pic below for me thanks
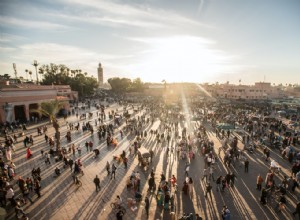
[0,82,76,124]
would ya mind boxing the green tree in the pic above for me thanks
[108,77,131,93]
[0,74,11,80]
[131,78,144,92]
[40,63,98,97]
[107,77,144,93]
[31,100,65,150]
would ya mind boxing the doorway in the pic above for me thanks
[14,105,26,123]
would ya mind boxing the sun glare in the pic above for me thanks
[129,36,233,83]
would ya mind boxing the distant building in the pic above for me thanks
[97,63,103,87]
[285,86,300,98]
[202,82,285,100]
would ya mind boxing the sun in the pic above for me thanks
[128,36,232,83]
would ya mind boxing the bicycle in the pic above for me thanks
[110,202,126,214]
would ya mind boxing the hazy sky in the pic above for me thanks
[0,0,299,85]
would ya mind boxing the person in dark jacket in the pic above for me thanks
[293,201,300,219]
[93,175,101,192]
[145,196,150,217]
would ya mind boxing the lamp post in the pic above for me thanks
[32,60,39,84]
[13,63,17,80]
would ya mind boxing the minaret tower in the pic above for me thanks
[97,63,103,87]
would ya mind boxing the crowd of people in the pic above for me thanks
[0,97,299,220]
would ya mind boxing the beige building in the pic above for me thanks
[97,63,103,87]
[202,82,285,100]
[0,83,76,123]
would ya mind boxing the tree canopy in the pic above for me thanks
[40,63,98,96]
[31,100,64,122]
[107,77,144,93]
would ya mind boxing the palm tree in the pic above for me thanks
[29,71,33,81]
[38,67,44,80]
[25,69,28,81]
[31,100,65,150]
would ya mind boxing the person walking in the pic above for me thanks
[230,172,236,188]
[72,144,76,157]
[293,201,300,219]
[89,141,94,152]
[93,175,101,192]
[260,187,268,205]
[34,179,41,198]
[188,177,194,198]
[205,182,212,199]
[124,157,128,169]
[185,163,190,176]
[6,187,15,205]
[202,168,208,183]
[221,178,227,192]
[106,161,110,176]
[244,158,249,173]
[111,163,117,179]
[116,210,124,220]
[148,176,155,192]
[22,186,34,204]
[149,149,154,163]
[45,153,51,165]
[68,158,74,171]
[222,206,231,220]
[145,196,150,217]
[216,176,222,191]
[77,145,82,156]
[256,174,263,191]
[208,166,215,181]
[85,141,89,152]
[265,148,270,161]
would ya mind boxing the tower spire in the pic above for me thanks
[97,62,103,87]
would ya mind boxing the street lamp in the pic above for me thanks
[13,63,17,80]
[32,60,39,84]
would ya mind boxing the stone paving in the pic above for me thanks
[4,103,300,220]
